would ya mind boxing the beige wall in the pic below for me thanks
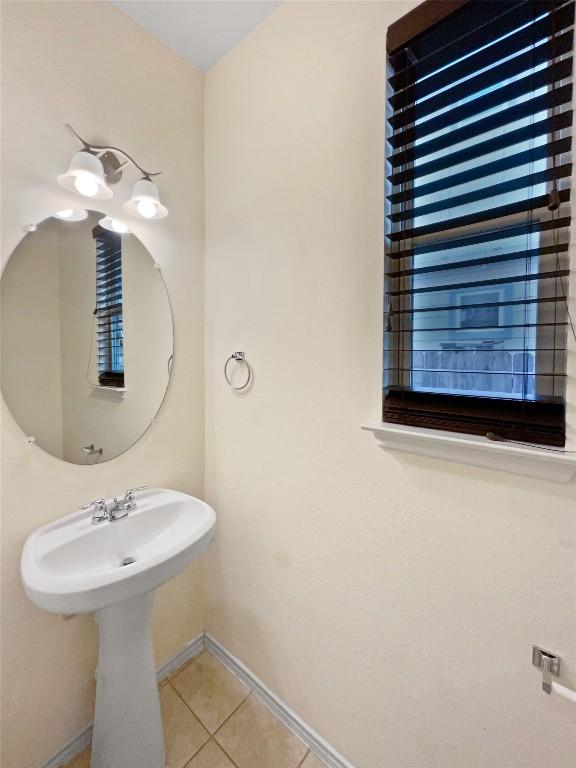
[2,2,576,767]
[1,3,205,767]
[204,3,576,768]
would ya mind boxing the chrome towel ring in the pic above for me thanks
[224,351,252,391]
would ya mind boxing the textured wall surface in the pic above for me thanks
[1,3,205,766]
[204,3,576,767]
[2,2,576,767]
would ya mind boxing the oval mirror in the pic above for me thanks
[1,211,173,463]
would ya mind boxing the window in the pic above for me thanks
[384,0,574,446]
[93,226,124,388]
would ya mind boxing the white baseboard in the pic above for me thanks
[157,632,206,680]
[42,631,355,768]
[42,725,93,768]
[205,633,356,768]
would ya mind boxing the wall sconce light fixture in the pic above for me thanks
[57,124,169,219]
[57,150,113,199]
[124,178,168,220]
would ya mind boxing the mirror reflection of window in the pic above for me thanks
[93,227,125,388]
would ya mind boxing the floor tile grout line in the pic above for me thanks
[209,735,244,768]
[182,736,238,768]
[168,647,253,738]
[211,691,311,768]
[296,748,312,768]
[65,647,323,768]
[173,649,313,767]
[171,647,284,737]
[212,690,253,738]
[204,640,337,767]
[166,679,212,741]
[168,648,252,768]
[168,660,252,742]
[182,736,214,768]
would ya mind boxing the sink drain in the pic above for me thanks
[120,557,136,567]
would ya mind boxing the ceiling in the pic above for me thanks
[114,1,283,72]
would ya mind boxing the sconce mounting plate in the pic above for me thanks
[100,151,124,185]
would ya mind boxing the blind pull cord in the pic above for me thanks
[384,292,395,332]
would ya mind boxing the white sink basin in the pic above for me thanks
[21,487,216,768]
[21,487,215,614]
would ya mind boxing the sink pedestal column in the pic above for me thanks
[91,592,165,768]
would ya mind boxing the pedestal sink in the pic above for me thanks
[21,488,216,768]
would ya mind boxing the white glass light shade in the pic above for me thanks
[124,178,168,220]
[98,216,130,234]
[54,208,89,222]
[57,151,113,200]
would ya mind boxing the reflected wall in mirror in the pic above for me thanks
[1,211,173,463]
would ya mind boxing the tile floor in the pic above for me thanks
[65,649,329,768]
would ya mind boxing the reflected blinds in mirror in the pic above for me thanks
[384,0,574,447]
[93,226,124,388]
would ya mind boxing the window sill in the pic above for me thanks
[88,384,126,398]
[361,422,576,483]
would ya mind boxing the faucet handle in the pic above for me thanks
[79,498,106,512]
[124,486,148,501]
[79,498,109,524]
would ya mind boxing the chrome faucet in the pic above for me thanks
[80,487,148,525]
[109,486,148,519]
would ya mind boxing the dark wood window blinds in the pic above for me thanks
[93,226,125,388]
[384,0,574,446]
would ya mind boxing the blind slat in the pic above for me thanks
[390,3,574,111]
[386,243,570,277]
[390,321,568,333]
[388,217,571,260]
[388,136,572,204]
[392,296,564,315]
[384,369,566,377]
[388,55,573,134]
[389,0,558,79]
[388,109,572,184]
[389,164,572,223]
[389,190,571,242]
[388,270,570,296]
[387,83,572,155]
